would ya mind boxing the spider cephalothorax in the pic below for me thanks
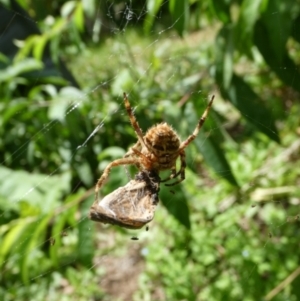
[95,93,214,200]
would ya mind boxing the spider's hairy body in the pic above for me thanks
[136,122,181,171]
[94,93,214,200]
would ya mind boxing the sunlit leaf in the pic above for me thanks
[0,167,71,214]
[74,1,84,32]
[20,214,52,284]
[0,59,43,82]
[33,35,48,61]
[0,219,31,266]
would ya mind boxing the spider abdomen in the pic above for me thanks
[144,123,181,153]
[142,122,181,170]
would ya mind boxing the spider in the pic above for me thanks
[95,93,214,200]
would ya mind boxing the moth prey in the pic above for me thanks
[89,170,160,229]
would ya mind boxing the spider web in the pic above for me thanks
[0,1,299,301]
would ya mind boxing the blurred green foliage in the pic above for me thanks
[0,0,300,300]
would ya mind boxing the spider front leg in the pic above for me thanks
[95,158,139,200]
[179,95,214,151]
[123,93,147,150]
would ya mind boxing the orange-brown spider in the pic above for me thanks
[95,93,214,200]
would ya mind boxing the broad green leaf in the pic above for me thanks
[0,59,43,82]
[1,99,28,125]
[48,86,84,122]
[160,184,191,229]
[20,214,53,284]
[0,166,71,214]
[74,162,93,186]
[222,74,280,143]
[77,194,94,267]
[97,147,126,161]
[144,0,164,33]
[209,0,231,23]
[61,1,76,17]
[261,0,296,62]
[195,132,239,187]
[254,20,300,93]
[215,25,234,89]
[235,0,263,55]
[33,35,48,61]
[169,0,189,36]
[185,96,238,186]
[14,35,37,62]
[0,218,32,265]
[50,210,70,267]
[74,1,84,32]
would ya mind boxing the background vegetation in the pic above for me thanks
[0,0,300,300]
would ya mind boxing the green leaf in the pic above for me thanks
[144,0,164,33]
[20,214,53,284]
[169,0,189,36]
[74,162,93,187]
[185,95,238,186]
[0,219,31,266]
[0,59,43,82]
[215,25,234,89]
[74,1,84,32]
[235,0,263,55]
[49,188,84,267]
[1,99,29,126]
[33,35,48,61]
[97,147,126,161]
[160,185,191,229]
[0,166,71,214]
[48,87,84,122]
[50,211,69,267]
[195,132,239,187]
[222,74,280,143]
[77,194,94,267]
[209,0,231,23]
[254,20,300,93]
[261,0,296,62]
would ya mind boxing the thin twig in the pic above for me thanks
[264,266,300,300]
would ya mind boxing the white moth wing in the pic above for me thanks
[89,173,160,229]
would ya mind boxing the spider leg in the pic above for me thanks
[95,158,140,200]
[123,93,147,149]
[179,95,214,151]
[165,152,186,186]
